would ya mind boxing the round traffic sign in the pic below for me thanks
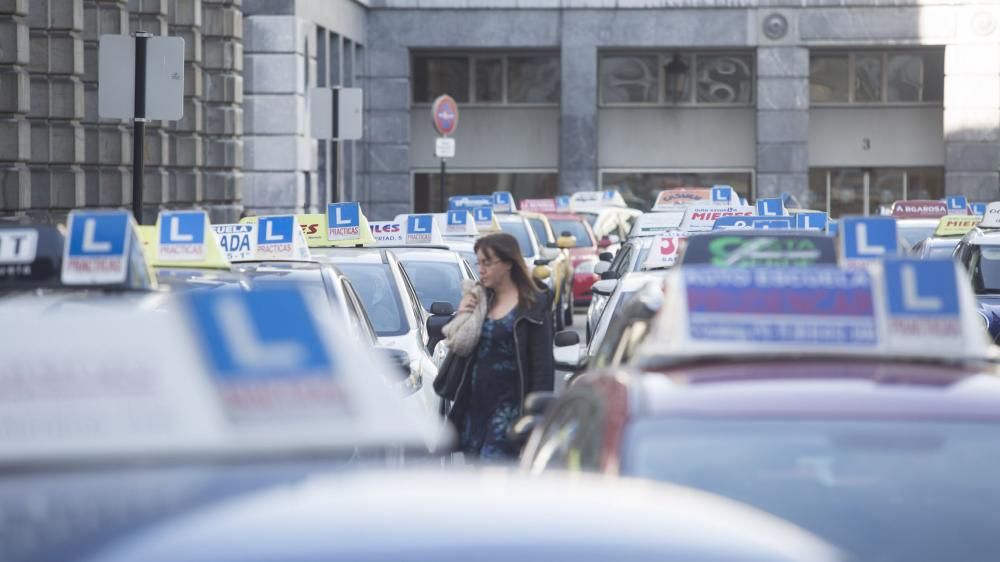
[431,94,459,136]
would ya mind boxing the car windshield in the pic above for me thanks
[927,244,957,259]
[499,221,536,258]
[460,251,478,268]
[971,246,1000,293]
[334,263,409,337]
[527,218,552,245]
[898,223,938,249]
[550,220,594,246]
[623,417,1000,562]
[398,259,464,312]
[578,212,598,227]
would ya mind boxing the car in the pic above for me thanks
[387,246,478,314]
[911,215,980,260]
[544,213,602,306]
[495,213,569,329]
[889,200,952,250]
[586,236,656,341]
[953,226,1000,341]
[521,260,999,562]
[569,190,643,255]
[312,246,445,416]
[554,272,666,387]
[518,210,575,327]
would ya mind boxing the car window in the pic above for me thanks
[578,212,598,228]
[550,220,595,246]
[608,245,632,276]
[970,246,1000,293]
[335,263,409,337]
[342,279,377,344]
[527,218,552,246]
[499,221,536,258]
[928,245,956,260]
[398,259,464,312]
[898,223,938,249]
[623,418,1000,562]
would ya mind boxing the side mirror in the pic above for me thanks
[533,264,552,280]
[553,330,585,372]
[598,252,613,262]
[591,279,618,297]
[430,301,455,316]
[427,314,452,342]
[554,330,580,347]
[524,391,556,416]
[594,261,611,276]
[556,235,577,249]
[600,269,620,281]
[598,236,612,249]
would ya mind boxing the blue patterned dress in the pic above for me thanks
[459,308,521,462]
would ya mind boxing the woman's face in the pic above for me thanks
[476,248,512,289]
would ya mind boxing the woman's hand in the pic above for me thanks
[458,291,479,314]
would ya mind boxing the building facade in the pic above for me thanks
[2,0,998,221]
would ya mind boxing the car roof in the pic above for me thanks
[496,213,528,224]
[389,247,463,263]
[63,467,839,562]
[541,212,584,221]
[963,228,1000,245]
[633,359,1000,421]
[311,247,388,264]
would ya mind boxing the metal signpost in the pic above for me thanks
[431,95,459,211]
[98,33,184,223]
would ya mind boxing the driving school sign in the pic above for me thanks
[431,95,459,136]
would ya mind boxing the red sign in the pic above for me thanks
[519,198,557,213]
[890,200,948,219]
[431,95,459,136]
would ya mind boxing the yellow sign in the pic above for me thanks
[140,215,231,270]
[934,215,980,237]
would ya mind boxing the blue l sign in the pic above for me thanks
[972,202,988,216]
[946,196,968,212]
[796,212,829,231]
[447,210,467,226]
[258,216,294,245]
[711,186,733,204]
[756,198,785,216]
[327,202,360,229]
[884,259,959,317]
[187,287,333,379]
[408,214,433,234]
[474,207,493,222]
[555,195,570,210]
[159,211,206,246]
[68,212,128,256]
[841,216,898,260]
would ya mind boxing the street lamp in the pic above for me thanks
[664,54,689,103]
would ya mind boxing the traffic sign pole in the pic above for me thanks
[132,32,150,224]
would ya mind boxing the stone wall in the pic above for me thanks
[0,0,243,221]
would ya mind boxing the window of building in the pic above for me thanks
[599,51,755,106]
[413,172,558,212]
[412,52,560,105]
[809,50,944,105]
[808,167,944,217]
[600,171,754,211]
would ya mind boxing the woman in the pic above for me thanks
[446,232,554,462]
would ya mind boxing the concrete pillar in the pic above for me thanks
[558,42,598,195]
[169,0,203,206]
[0,0,31,211]
[944,16,1000,200]
[755,45,810,204]
[28,0,86,213]
[129,0,170,222]
[243,13,314,215]
[82,0,130,208]
[202,0,242,222]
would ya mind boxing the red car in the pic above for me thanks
[521,261,1000,562]
[543,213,602,305]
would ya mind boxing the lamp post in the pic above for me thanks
[664,54,689,103]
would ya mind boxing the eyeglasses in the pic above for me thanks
[478,258,504,268]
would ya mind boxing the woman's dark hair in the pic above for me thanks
[474,232,540,308]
